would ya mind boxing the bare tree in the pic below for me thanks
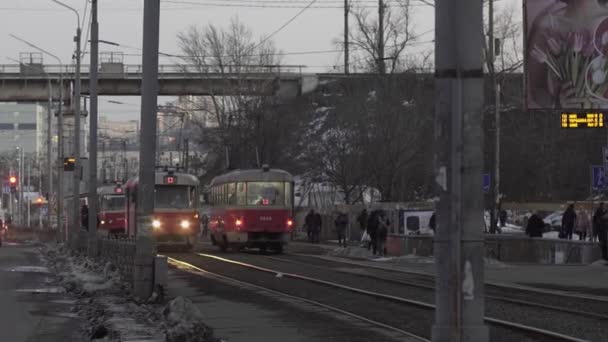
[176,17,284,175]
[335,0,417,73]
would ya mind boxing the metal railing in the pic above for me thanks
[0,63,306,79]
[97,234,137,281]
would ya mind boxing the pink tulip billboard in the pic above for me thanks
[525,0,608,109]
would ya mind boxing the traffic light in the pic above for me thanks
[9,175,17,193]
[64,157,76,171]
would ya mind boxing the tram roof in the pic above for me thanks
[210,168,293,185]
[125,171,200,187]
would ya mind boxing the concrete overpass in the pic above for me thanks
[0,63,323,102]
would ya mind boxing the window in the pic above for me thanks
[236,182,247,205]
[226,183,236,205]
[0,123,13,130]
[285,182,292,206]
[101,195,125,211]
[155,185,193,209]
[246,182,285,206]
[406,216,420,231]
[18,123,36,130]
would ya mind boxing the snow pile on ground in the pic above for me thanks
[329,246,374,259]
[163,297,217,342]
[589,259,608,267]
[329,246,508,267]
[41,243,220,342]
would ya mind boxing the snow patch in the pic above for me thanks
[163,297,216,342]
[8,266,50,273]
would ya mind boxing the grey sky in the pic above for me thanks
[0,0,518,121]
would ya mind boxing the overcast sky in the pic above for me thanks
[0,0,518,121]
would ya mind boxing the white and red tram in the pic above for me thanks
[208,165,294,253]
[125,170,200,250]
[97,183,126,235]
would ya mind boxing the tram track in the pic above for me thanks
[167,251,596,341]
[263,254,608,321]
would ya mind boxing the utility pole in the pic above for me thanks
[47,78,53,229]
[57,69,65,242]
[18,147,23,225]
[88,0,99,256]
[134,0,160,300]
[377,0,385,75]
[344,0,349,74]
[488,0,498,234]
[38,166,42,230]
[27,161,30,227]
[495,83,501,231]
[433,0,488,341]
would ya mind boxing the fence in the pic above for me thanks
[97,235,137,280]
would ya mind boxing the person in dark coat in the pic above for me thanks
[376,211,389,256]
[592,203,606,243]
[367,210,380,253]
[429,213,436,233]
[357,209,368,233]
[526,212,544,238]
[334,212,349,247]
[596,203,608,261]
[561,204,577,240]
[499,209,507,228]
[305,210,315,243]
[312,212,322,243]
[81,204,89,231]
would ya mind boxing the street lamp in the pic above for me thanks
[9,33,66,242]
[51,0,82,247]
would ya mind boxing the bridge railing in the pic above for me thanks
[0,63,305,78]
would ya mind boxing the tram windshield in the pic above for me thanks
[101,195,125,211]
[155,185,195,209]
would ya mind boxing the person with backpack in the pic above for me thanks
[561,204,577,240]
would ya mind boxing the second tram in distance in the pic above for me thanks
[208,165,294,253]
[97,183,126,236]
[125,170,200,250]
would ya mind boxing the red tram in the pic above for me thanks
[97,183,126,235]
[125,170,200,250]
[208,165,294,253]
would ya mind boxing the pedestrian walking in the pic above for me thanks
[81,203,89,231]
[561,204,577,240]
[428,213,436,233]
[305,210,315,243]
[367,210,380,253]
[499,209,507,228]
[376,211,389,257]
[357,209,368,233]
[592,203,606,243]
[526,211,544,238]
[576,209,590,241]
[334,212,349,247]
[313,212,322,243]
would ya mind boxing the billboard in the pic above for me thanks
[525,0,608,110]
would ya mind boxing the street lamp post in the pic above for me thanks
[88,0,99,257]
[51,0,82,247]
[8,34,67,242]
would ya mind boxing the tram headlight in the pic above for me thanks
[100,220,105,225]
[152,219,161,230]
[180,220,190,229]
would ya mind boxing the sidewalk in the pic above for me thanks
[0,242,86,342]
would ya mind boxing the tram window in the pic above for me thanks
[236,182,247,205]
[101,195,125,211]
[285,182,292,206]
[406,216,420,231]
[246,182,285,206]
[155,186,191,209]
[226,183,236,205]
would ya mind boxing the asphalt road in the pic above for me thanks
[0,242,86,342]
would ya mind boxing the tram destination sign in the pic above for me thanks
[163,175,177,184]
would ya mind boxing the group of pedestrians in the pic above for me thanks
[304,210,322,243]
[357,209,390,256]
[525,203,608,262]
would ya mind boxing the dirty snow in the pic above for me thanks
[40,244,220,342]
[7,265,50,273]
[329,246,508,267]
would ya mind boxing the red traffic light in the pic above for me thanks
[9,176,17,184]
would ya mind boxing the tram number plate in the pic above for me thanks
[259,216,272,221]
